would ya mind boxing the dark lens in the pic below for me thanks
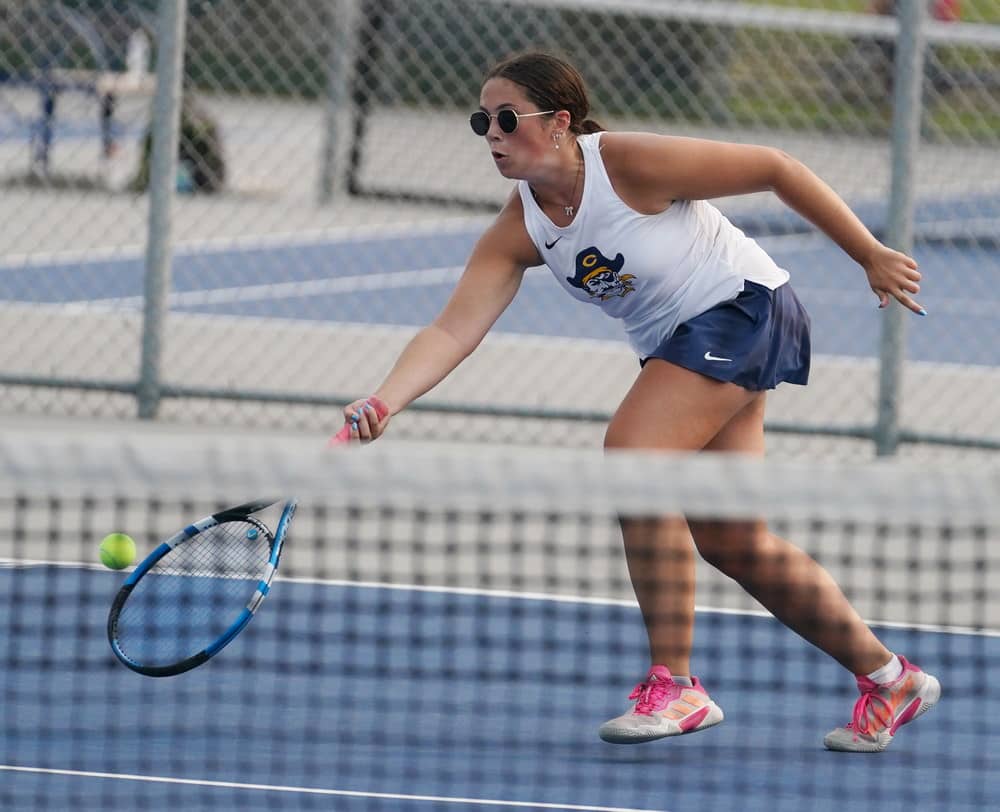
[469,112,490,136]
[497,109,518,133]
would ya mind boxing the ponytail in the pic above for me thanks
[577,118,605,134]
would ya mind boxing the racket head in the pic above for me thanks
[107,498,297,677]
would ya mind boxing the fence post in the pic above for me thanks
[137,0,188,419]
[319,0,361,204]
[875,1,925,456]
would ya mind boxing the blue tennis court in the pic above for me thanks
[0,205,997,368]
[1,565,997,812]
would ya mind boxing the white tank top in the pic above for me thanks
[518,132,790,356]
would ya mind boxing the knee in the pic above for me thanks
[691,521,769,577]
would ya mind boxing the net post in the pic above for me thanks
[875,0,925,457]
[137,0,188,420]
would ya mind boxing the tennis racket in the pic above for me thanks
[107,498,297,677]
[329,396,389,445]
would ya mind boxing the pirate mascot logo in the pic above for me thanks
[567,247,636,301]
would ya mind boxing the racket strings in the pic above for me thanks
[115,520,272,666]
[159,520,271,579]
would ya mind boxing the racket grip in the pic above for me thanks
[330,424,352,445]
[329,396,390,446]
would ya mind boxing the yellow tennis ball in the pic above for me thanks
[99,533,136,570]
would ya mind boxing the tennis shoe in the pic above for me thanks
[598,665,724,744]
[824,656,940,752]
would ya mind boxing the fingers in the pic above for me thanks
[350,400,380,441]
[333,396,390,445]
[891,273,924,314]
[869,255,925,315]
[873,286,926,316]
[895,292,927,316]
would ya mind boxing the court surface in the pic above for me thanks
[1,198,997,811]
[0,206,997,368]
[1,565,997,812]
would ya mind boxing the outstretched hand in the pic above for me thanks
[863,244,925,316]
[329,396,391,445]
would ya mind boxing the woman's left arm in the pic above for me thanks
[602,133,924,314]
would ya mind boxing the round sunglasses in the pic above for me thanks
[470,109,554,136]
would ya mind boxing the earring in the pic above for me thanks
[553,132,561,150]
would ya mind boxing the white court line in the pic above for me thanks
[4,226,994,317]
[0,766,667,812]
[41,266,1000,321]
[0,218,489,271]
[63,265,466,310]
[2,218,994,273]
[0,225,846,273]
[273,573,1000,640]
[3,556,997,639]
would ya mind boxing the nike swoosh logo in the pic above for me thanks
[704,351,733,362]
[544,237,562,249]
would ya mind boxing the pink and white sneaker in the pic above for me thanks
[598,665,724,744]
[824,656,941,752]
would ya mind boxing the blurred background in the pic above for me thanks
[2,4,999,811]
[0,0,997,457]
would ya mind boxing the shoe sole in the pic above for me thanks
[824,674,941,753]
[904,673,941,728]
[599,703,724,744]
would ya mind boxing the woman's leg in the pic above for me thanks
[691,394,892,675]
[604,360,758,674]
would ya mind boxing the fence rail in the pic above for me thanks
[1,0,997,456]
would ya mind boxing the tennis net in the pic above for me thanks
[1,427,998,811]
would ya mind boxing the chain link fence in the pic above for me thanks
[0,0,997,458]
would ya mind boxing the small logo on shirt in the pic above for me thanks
[704,351,733,362]
[566,247,636,301]
[544,237,563,250]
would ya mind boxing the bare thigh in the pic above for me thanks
[690,394,769,571]
[605,359,759,451]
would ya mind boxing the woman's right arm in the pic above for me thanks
[344,197,542,437]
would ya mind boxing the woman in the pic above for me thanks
[339,51,938,753]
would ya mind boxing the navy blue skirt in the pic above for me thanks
[640,280,811,391]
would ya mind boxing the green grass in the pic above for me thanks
[743,0,1000,22]
[718,1,1000,141]
[743,0,868,10]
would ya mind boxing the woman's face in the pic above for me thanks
[477,77,556,179]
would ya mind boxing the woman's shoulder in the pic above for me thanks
[594,131,675,180]
[483,191,542,267]
[592,131,683,210]
[595,131,675,164]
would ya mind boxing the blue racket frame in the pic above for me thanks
[107,497,297,677]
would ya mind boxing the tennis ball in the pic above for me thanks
[99,533,136,570]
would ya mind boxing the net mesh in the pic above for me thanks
[1,428,998,811]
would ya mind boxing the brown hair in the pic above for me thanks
[484,51,604,135]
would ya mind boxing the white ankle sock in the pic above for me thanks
[671,675,693,686]
[866,654,903,685]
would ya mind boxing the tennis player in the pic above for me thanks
[340,51,939,753]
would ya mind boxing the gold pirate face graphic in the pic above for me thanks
[566,247,636,300]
